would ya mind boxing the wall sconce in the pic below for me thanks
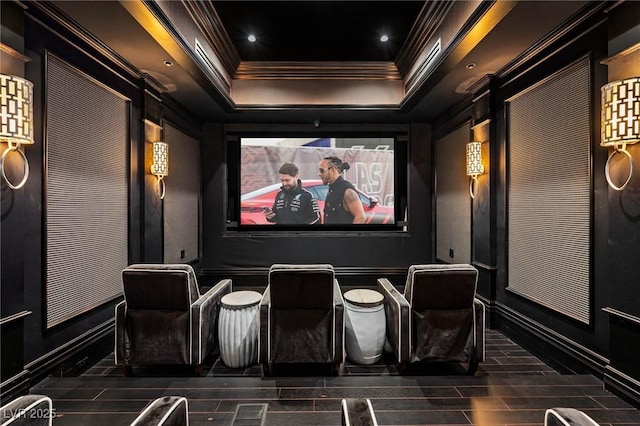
[466,141,484,199]
[150,141,168,199]
[601,77,640,191]
[0,74,34,190]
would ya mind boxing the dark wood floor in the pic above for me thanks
[32,330,640,425]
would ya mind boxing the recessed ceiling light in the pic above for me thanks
[163,60,173,67]
[380,35,389,43]
[466,62,476,69]
[248,34,256,43]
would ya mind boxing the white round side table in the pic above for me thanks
[343,289,386,365]
[218,290,262,368]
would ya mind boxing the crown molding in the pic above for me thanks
[181,0,403,82]
[395,0,454,78]
[180,0,240,76]
[0,42,31,63]
[234,61,401,80]
[26,1,141,81]
[600,42,640,65]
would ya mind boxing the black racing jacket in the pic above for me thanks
[267,180,321,224]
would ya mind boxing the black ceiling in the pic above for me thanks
[45,0,595,123]
[212,1,425,62]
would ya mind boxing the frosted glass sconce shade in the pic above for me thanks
[1,74,34,189]
[601,77,640,191]
[466,141,484,199]
[151,141,168,199]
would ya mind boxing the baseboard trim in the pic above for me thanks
[494,302,608,376]
[604,366,640,407]
[28,320,112,382]
[0,370,31,405]
[1,319,113,402]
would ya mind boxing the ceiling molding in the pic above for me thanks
[467,74,495,96]
[395,0,454,78]
[180,0,240,77]
[400,0,516,109]
[36,0,597,117]
[180,1,402,82]
[122,0,236,109]
[141,72,168,95]
[0,42,31,63]
[601,42,640,65]
[231,79,404,107]
[496,1,608,82]
[231,103,403,111]
[26,1,142,82]
[234,61,402,81]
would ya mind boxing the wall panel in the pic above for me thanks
[507,58,591,324]
[45,55,129,328]
[435,123,471,263]
[163,123,199,263]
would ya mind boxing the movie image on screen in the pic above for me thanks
[240,137,395,227]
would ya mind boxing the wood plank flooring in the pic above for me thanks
[31,330,640,425]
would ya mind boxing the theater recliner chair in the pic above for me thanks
[341,398,378,426]
[259,264,344,376]
[378,264,485,375]
[130,396,189,426]
[544,408,600,426]
[115,264,232,376]
[0,395,53,426]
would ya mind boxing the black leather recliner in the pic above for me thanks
[0,395,53,426]
[258,264,344,376]
[378,264,485,374]
[544,408,600,426]
[115,264,232,376]
[129,396,189,426]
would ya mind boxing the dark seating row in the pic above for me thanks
[114,263,485,376]
[0,394,377,426]
[0,394,601,426]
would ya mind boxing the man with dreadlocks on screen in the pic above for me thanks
[318,156,366,224]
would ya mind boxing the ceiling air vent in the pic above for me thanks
[194,38,231,92]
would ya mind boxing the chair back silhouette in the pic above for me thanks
[378,264,485,374]
[0,395,53,426]
[259,264,344,375]
[341,398,378,426]
[115,264,232,375]
[544,408,600,426]
[130,396,189,426]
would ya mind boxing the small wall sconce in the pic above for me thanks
[150,141,168,199]
[466,141,484,199]
[0,74,34,190]
[601,77,640,191]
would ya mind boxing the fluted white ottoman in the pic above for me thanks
[218,290,262,368]
[344,289,386,365]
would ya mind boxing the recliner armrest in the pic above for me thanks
[258,286,271,364]
[333,279,345,363]
[114,300,127,366]
[544,408,600,426]
[473,298,485,362]
[377,278,410,363]
[130,396,189,426]
[191,278,232,365]
[1,394,53,426]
